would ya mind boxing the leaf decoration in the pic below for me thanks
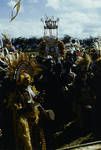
[10,0,21,22]
[1,33,9,40]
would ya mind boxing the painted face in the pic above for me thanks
[19,71,32,85]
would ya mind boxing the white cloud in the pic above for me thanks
[0,19,42,38]
[58,10,101,38]
[74,0,101,9]
[45,0,101,10]
[28,0,38,4]
[46,0,61,10]
[8,0,16,8]
[44,0,101,38]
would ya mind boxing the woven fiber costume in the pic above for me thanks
[1,52,46,150]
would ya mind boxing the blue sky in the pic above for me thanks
[0,0,101,39]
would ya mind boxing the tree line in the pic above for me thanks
[11,35,99,52]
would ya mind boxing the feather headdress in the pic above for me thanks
[93,57,101,76]
[75,54,92,71]
[4,52,42,81]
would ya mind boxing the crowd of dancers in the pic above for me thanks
[0,45,101,149]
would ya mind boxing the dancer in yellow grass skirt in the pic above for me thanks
[1,52,47,150]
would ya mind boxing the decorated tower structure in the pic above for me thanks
[40,16,64,57]
[41,16,59,39]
